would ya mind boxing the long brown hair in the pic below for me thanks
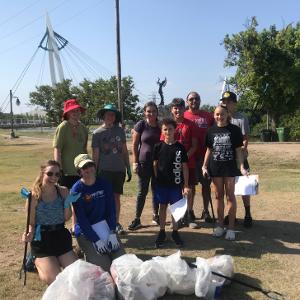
[32,160,61,200]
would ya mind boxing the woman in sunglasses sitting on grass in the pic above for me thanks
[22,160,77,285]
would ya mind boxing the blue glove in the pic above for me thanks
[107,233,120,251]
[34,224,41,241]
[94,240,109,254]
[64,192,81,209]
[126,166,132,182]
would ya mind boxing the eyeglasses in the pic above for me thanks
[188,97,200,101]
[45,171,60,177]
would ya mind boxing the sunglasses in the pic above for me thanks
[188,97,200,101]
[45,171,60,177]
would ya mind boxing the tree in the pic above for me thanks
[201,104,215,113]
[29,76,142,125]
[223,17,300,129]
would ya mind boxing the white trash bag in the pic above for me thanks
[153,251,196,295]
[110,254,168,300]
[193,257,212,298]
[42,260,115,300]
[207,255,234,285]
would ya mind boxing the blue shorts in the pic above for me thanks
[154,185,182,205]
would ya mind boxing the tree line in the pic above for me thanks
[28,17,300,139]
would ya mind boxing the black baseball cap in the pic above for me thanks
[220,91,237,103]
[170,98,185,108]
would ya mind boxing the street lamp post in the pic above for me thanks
[9,89,20,138]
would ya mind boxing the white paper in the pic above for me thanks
[169,197,188,222]
[91,220,110,242]
[234,175,259,196]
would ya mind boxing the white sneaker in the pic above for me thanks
[213,226,225,237]
[225,229,235,241]
[189,221,198,229]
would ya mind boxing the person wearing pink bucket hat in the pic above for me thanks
[53,98,89,232]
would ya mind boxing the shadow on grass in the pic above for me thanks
[123,218,300,259]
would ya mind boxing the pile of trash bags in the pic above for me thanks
[42,251,234,300]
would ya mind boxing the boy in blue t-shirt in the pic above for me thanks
[153,118,190,248]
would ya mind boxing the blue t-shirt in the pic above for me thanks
[71,177,116,243]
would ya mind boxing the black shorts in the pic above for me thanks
[31,227,73,258]
[99,170,126,194]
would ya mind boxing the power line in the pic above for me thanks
[0,0,71,42]
[36,50,46,86]
[0,0,42,28]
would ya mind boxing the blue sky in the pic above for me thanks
[0,0,299,114]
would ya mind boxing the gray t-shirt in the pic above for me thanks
[92,125,126,173]
[230,112,250,136]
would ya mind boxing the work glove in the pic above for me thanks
[126,166,132,182]
[64,192,81,208]
[94,239,109,254]
[107,233,120,251]
[132,163,138,174]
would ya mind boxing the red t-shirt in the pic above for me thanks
[184,110,214,157]
[160,118,197,168]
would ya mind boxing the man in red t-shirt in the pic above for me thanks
[161,98,198,228]
[184,91,215,223]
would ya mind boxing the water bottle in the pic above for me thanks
[205,280,222,300]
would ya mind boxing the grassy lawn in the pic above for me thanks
[0,130,299,299]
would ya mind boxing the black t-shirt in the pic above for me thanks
[153,141,188,187]
[205,123,243,177]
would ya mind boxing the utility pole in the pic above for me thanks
[115,0,123,123]
[9,90,20,138]
[9,90,15,138]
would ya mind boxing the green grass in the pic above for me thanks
[0,135,300,299]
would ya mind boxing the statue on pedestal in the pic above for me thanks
[156,77,167,106]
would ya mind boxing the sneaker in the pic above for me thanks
[224,215,238,225]
[188,221,198,229]
[200,210,214,223]
[243,215,253,228]
[225,229,236,241]
[152,214,160,225]
[155,230,166,248]
[116,223,126,235]
[188,212,198,229]
[213,226,225,237]
[171,230,184,247]
[128,218,142,231]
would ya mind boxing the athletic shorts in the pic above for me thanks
[195,157,212,186]
[31,227,73,258]
[99,170,126,194]
[154,185,183,205]
[188,168,197,186]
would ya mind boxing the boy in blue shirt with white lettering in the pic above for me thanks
[153,118,190,248]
